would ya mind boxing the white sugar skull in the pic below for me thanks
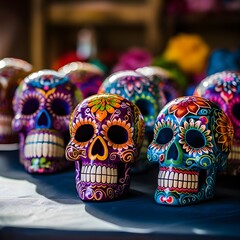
[0,58,32,148]
[194,71,240,175]
[12,70,82,173]
[66,93,144,201]
[148,96,233,206]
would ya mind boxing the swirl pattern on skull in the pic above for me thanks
[147,96,233,205]
[66,93,144,201]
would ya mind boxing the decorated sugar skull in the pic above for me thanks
[0,58,32,147]
[194,71,240,175]
[98,70,166,172]
[66,93,144,201]
[12,70,82,173]
[136,66,181,103]
[58,61,104,99]
[148,96,233,206]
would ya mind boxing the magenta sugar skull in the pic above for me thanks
[58,61,104,99]
[12,70,82,173]
[66,93,145,201]
[194,71,240,175]
[148,96,233,205]
[0,58,32,147]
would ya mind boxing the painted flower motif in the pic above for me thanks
[179,118,213,157]
[88,95,123,121]
[71,117,98,147]
[215,111,234,152]
[118,75,149,97]
[101,118,134,150]
[169,96,211,119]
[213,72,239,102]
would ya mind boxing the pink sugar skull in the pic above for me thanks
[12,70,82,173]
[58,61,104,99]
[194,71,240,175]
[0,58,32,147]
[66,93,145,201]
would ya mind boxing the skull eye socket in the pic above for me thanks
[186,129,205,148]
[135,99,154,116]
[156,127,174,144]
[50,98,70,116]
[22,98,40,115]
[75,124,94,142]
[107,125,128,144]
[232,103,240,121]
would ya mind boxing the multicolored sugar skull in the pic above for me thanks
[98,70,166,172]
[66,93,144,201]
[58,61,104,99]
[194,71,240,175]
[136,66,181,103]
[12,70,82,173]
[148,96,233,206]
[0,58,32,147]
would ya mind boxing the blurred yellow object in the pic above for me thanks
[163,33,210,74]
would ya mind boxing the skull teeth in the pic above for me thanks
[81,165,118,184]
[158,168,199,192]
[24,132,65,158]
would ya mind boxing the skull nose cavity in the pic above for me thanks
[36,109,51,129]
[167,142,178,160]
[89,136,108,161]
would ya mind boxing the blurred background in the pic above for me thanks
[0,0,239,79]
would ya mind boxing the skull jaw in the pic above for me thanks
[75,161,131,201]
[154,167,216,206]
[20,129,71,173]
[227,139,240,176]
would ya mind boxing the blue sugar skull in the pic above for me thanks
[147,96,233,206]
[98,70,166,172]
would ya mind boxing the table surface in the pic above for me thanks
[0,150,240,240]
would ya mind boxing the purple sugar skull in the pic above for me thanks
[148,96,233,205]
[12,70,82,173]
[98,70,166,172]
[66,93,145,201]
[194,71,240,175]
[0,58,32,148]
[136,66,181,103]
[58,61,104,99]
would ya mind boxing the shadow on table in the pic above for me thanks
[0,150,79,204]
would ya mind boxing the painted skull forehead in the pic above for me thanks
[66,93,145,201]
[12,69,82,173]
[0,58,33,146]
[148,96,233,206]
[194,71,240,175]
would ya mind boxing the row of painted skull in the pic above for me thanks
[0,57,238,206]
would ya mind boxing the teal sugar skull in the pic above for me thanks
[98,70,166,172]
[147,96,234,205]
